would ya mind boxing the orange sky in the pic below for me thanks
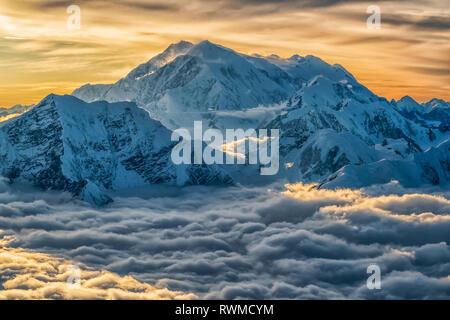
[0,0,448,107]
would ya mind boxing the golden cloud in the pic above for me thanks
[0,232,196,300]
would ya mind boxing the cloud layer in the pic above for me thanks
[0,233,195,300]
[0,178,449,299]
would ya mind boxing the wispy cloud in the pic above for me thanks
[0,0,448,106]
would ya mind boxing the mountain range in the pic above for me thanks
[1,40,448,205]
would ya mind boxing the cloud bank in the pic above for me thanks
[0,232,195,300]
[0,177,449,299]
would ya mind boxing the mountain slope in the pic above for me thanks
[392,96,450,134]
[5,40,448,199]
[0,94,231,205]
[0,104,34,122]
[266,73,449,182]
[321,138,450,189]
[73,41,356,130]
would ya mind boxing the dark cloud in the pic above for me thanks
[383,14,450,31]
[332,35,425,46]
[35,0,178,11]
[34,0,391,11]
[227,0,390,9]
[409,66,450,77]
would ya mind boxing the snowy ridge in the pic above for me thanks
[0,94,232,205]
[267,72,448,184]
[321,138,450,189]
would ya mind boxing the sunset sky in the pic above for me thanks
[0,0,448,107]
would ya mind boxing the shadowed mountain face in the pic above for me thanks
[0,94,232,205]
[73,40,351,129]
[1,41,449,205]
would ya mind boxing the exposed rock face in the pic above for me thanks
[267,75,447,183]
[320,139,450,189]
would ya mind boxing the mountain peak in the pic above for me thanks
[41,93,80,105]
[399,95,416,103]
[424,98,449,109]
[169,40,192,47]
[393,95,429,114]
[40,93,57,104]
[187,40,235,59]
[125,41,193,80]
[164,40,193,55]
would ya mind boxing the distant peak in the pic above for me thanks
[193,40,225,50]
[304,55,323,61]
[197,40,214,46]
[395,95,425,110]
[289,54,302,61]
[160,40,194,58]
[398,95,418,104]
[427,98,445,104]
[125,41,193,80]
[165,40,193,52]
[424,98,449,109]
[172,40,192,46]
[307,74,333,86]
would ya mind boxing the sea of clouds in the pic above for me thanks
[0,177,449,299]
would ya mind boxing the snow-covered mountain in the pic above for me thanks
[263,53,356,84]
[73,40,351,130]
[268,74,448,182]
[321,138,450,189]
[1,40,448,204]
[423,98,449,109]
[72,41,194,104]
[391,96,450,134]
[0,94,231,205]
